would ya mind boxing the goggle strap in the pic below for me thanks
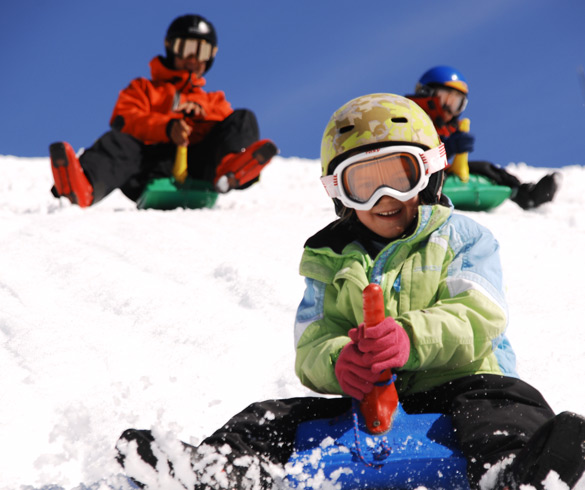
[421,144,448,175]
[320,175,341,199]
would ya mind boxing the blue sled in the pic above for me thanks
[286,402,470,489]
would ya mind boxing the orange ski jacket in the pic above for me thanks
[109,56,233,145]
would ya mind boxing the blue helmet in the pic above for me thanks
[416,66,469,95]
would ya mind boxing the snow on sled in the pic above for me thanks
[442,174,511,212]
[286,285,469,490]
[136,177,219,211]
[287,403,469,489]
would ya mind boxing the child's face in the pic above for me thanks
[174,55,207,77]
[355,195,419,239]
[434,87,467,123]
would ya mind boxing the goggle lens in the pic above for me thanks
[320,144,448,210]
[435,87,468,115]
[342,152,421,203]
[172,38,215,62]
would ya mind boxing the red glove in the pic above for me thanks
[353,317,410,373]
[335,339,380,400]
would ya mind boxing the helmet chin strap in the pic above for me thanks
[419,171,445,205]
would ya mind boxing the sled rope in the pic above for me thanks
[351,396,393,469]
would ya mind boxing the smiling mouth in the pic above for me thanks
[376,209,400,217]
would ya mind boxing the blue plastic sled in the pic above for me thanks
[286,401,469,489]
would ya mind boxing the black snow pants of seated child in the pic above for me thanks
[116,374,585,490]
[79,109,259,203]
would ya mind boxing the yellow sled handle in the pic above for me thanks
[450,118,470,183]
[172,145,188,184]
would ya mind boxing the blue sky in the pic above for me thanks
[2,0,585,168]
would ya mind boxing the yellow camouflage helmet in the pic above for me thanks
[320,93,441,177]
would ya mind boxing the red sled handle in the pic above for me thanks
[363,283,386,327]
[359,284,399,434]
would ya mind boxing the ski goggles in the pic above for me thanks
[434,87,468,116]
[170,38,217,62]
[321,144,448,210]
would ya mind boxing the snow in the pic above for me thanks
[1,154,584,490]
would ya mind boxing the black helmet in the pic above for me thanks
[164,14,218,73]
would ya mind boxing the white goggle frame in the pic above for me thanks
[321,144,448,210]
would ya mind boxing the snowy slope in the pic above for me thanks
[1,155,584,489]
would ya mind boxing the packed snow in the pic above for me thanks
[1,154,584,490]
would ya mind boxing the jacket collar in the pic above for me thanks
[149,56,206,89]
[306,203,453,258]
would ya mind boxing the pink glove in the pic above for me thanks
[352,317,410,373]
[335,340,380,400]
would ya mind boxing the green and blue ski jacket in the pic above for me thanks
[294,204,518,397]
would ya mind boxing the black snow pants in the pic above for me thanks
[116,374,585,490]
[79,109,259,203]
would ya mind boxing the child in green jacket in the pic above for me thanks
[293,93,585,489]
[117,94,585,490]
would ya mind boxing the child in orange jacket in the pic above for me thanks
[49,14,277,207]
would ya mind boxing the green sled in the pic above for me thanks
[136,177,219,210]
[442,173,512,211]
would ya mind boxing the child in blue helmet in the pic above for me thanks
[407,65,559,210]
